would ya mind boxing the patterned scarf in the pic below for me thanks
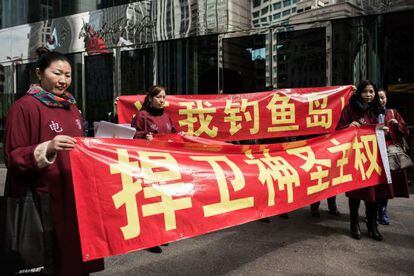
[27,83,76,109]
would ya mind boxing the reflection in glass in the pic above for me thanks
[66,53,83,111]
[121,48,153,95]
[276,28,326,88]
[85,53,114,136]
[158,35,218,95]
[222,34,268,93]
[16,62,37,98]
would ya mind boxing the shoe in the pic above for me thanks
[350,222,361,240]
[161,243,169,247]
[311,210,320,217]
[366,221,383,241]
[259,218,271,223]
[328,209,340,216]
[378,206,390,225]
[147,246,162,253]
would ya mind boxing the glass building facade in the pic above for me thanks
[0,1,414,163]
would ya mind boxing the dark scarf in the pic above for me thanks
[145,105,164,116]
[27,84,76,110]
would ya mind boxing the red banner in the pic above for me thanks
[117,86,353,141]
[70,126,385,261]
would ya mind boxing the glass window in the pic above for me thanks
[262,7,269,15]
[292,7,297,13]
[283,0,291,7]
[157,35,218,95]
[85,53,114,135]
[222,34,269,93]
[16,63,37,99]
[273,13,281,20]
[275,28,326,88]
[293,0,299,3]
[253,11,260,18]
[65,53,83,112]
[273,2,282,10]
[282,10,291,16]
[0,65,14,163]
[261,17,268,22]
[121,48,154,95]
[253,0,261,8]
[1,0,134,28]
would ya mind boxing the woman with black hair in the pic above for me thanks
[337,80,392,241]
[131,85,176,253]
[4,48,104,275]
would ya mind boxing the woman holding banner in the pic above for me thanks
[376,88,410,225]
[4,49,104,275]
[131,85,176,141]
[131,85,176,253]
[338,80,392,241]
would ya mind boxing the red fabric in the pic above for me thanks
[70,126,386,261]
[4,95,104,275]
[118,86,354,141]
[131,109,176,139]
[337,104,393,201]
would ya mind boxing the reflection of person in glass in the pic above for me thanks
[131,85,176,253]
[4,48,104,274]
[376,88,410,225]
[337,80,392,241]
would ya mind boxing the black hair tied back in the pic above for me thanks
[35,47,71,73]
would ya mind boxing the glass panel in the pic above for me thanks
[121,48,154,95]
[275,28,326,88]
[65,53,83,111]
[332,16,382,86]
[1,0,135,28]
[157,35,218,95]
[85,53,114,136]
[16,62,37,99]
[222,34,269,93]
[0,65,14,162]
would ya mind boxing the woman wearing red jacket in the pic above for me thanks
[337,80,392,241]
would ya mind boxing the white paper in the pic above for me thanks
[94,121,136,139]
[376,126,392,184]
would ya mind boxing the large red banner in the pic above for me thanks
[70,126,385,261]
[117,86,353,141]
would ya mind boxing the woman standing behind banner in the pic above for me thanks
[131,85,176,253]
[376,88,410,225]
[337,80,392,241]
[4,49,104,275]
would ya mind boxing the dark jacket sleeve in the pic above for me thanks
[391,109,409,138]
[4,100,42,175]
[131,111,147,139]
[336,104,353,130]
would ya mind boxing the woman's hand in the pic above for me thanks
[46,135,77,156]
[381,126,390,134]
[146,132,153,141]
[350,121,361,127]
[387,118,398,125]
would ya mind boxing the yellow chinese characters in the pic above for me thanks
[245,149,300,205]
[190,156,254,217]
[286,146,331,195]
[110,150,192,240]
[327,139,353,185]
[352,134,382,180]
[305,96,332,129]
[224,99,259,135]
[178,100,218,137]
[266,94,299,132]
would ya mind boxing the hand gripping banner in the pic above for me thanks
[116,85,353,141]
[70,126,386,261]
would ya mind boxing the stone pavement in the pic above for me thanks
[1,167,413,275]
